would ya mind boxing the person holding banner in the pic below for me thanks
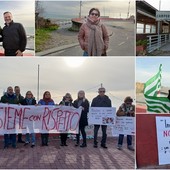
[38,91,55,146]
[21,91,37,148]
[73,90,89,147]
[14,86,25,144]
[0,86,19,149]
[91,87,112,148]
[59,93,73,146]
[116,96,135,151]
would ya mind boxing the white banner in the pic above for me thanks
[156,116,170,165]
[112,117,135,136]
[0,103,82,134]
[88,107,116,126]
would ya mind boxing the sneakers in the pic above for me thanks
[93,143,98,148]
[117,145,122,150]
[128,145,134,151]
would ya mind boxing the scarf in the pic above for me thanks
[43,98,54,105]
[86,17,104,56]
[26,98,33,105]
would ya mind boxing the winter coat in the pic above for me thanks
[116,103,135,117]
[73,99,89,127]
[21,98,36,105]
[38,99,55,106]
[1,93,19,104]
[91,95,112,107]
[2,21,27,52]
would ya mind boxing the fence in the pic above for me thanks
[147,34,170,53]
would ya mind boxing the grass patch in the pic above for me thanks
[35,26,58,52]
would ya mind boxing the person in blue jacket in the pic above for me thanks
[38,91,55,146]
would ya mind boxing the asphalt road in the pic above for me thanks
[48,21,135,57]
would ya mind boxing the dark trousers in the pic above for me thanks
[4,134,16,147]
[41,133,49,145]
[60,133,68,144]
[5,49,17,56]
[94,125,107,145]
[118,134,132,146]
[76,126,86,144]
[18,133,23,142]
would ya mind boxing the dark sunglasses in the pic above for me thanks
[91,13,98,16]
[99,91,105,93]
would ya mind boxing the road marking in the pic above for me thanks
[118,42,125,46]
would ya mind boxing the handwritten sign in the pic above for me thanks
[156,116,170,165]
[0,103,82,134]
[112,117,135,135]
[88,107,116,126]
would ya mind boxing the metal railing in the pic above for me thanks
[147,34,170,53]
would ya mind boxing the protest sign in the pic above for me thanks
[88,107,116,126]
[156,116,170,165]
[112,117,135,136]
[0,103,82,134]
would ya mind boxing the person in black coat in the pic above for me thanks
[73,90,89,147]
[91,87,112,149]
[59,93,73,146]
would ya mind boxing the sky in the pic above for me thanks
[0,1,35,28]
[40,0,135,19]
[145,0,170,11]
[0,57,135,109]
[136,58,170,87]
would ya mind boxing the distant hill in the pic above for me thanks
[136,82,144,93]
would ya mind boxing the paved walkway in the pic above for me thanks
[0,136,135,169]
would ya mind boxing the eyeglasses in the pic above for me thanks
[99,91,105,93]
[66,96,71,98]
[91,13,99,17]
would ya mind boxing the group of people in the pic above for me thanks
[0,11,27,56]
[0,86,135,151]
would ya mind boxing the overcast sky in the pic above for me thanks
[0,1,35,27]
[40,0,135,19]
[0,57,135,109]
[145,0,170,11]
[136,58,170,87]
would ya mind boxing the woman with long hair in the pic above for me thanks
[38,91,55,146]
[59,93,73,146]
[73,90,89,147]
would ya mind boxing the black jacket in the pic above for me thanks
[2,21,27,52]
[91,95,112,107]
[21,98,36,105]
[73,99,89,127]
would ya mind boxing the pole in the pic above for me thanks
[79,1,82,18]
[127,0,130,19]
[101,83,103,88]
[37,64,40,101]
[157,0,161,49]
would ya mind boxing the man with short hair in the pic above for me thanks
[91,87,112,148]
[1,86,19,149]
[0,12,27,56]
[14,86,25,143]
[116,96,135,151]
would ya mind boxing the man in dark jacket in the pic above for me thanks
[14,86,25,143]
[91,87,112,148]
[0,11,27,56]
[1,86,19,149]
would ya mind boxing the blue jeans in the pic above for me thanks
[25,133,35,144]
[118,134,132,146]
[4,134,16,147]
[83,51,88,56]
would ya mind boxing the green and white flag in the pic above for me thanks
[144,64,170,113]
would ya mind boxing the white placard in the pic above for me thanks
[156,116,170,165]
[156,11,170,21]
[112,117,135,136]
[88,107,116,126]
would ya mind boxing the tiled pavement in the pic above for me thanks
[0,136,135,169]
